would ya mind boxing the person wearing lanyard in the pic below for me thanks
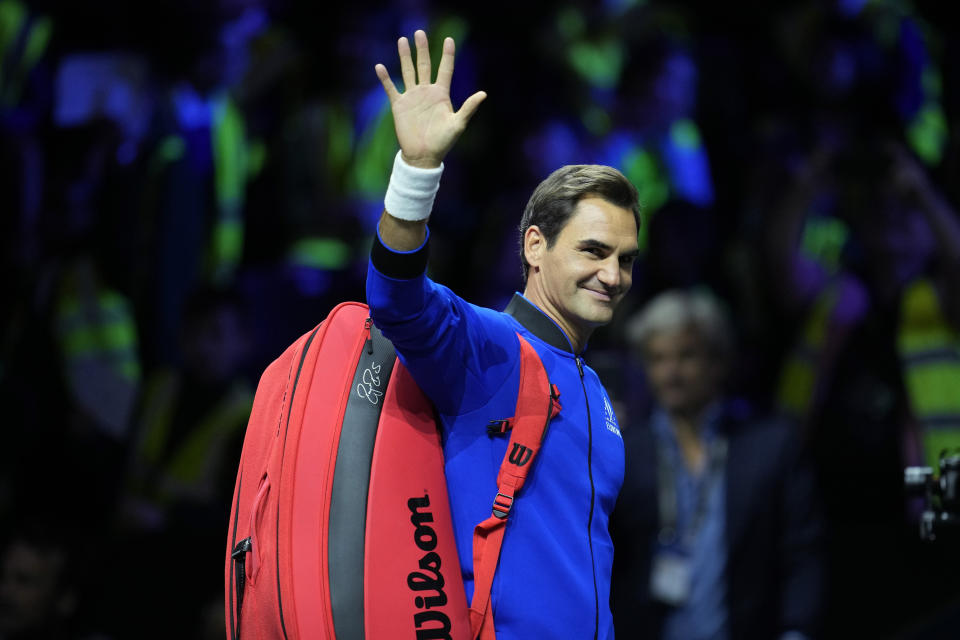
[611,288,825,640]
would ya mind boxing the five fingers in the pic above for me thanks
[376,30,486,125]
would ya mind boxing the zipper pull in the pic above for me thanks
[575,356,584,378]
[364,317,374,355]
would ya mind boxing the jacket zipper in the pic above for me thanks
[576,356,599,640]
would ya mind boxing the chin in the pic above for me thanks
[582,309,614,327]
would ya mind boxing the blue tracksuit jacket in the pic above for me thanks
[367,229,624,639]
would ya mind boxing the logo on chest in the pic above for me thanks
[603,396,621,438]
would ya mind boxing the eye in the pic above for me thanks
[620,255,637,267]
[583,247,604,257]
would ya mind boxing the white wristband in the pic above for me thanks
[384,151,444,221]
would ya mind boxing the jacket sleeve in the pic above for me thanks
[366,226,518,417]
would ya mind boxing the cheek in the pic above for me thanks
[645,363,668,387]
[679,360,708,385]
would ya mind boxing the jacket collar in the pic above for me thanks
[504,293,576,354]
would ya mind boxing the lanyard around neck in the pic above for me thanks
[655,434,728,548]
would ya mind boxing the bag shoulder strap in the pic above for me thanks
[468,333,561,640]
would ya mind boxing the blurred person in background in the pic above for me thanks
[121,285,252,535]
[0,121,144,526]
[764,125,960,634]
[611,288,824,640]
[115,285,252,637]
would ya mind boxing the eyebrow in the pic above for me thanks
[578,239,640,259]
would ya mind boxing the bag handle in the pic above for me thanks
[468,333,561,640]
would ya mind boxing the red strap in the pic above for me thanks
[468,334,561,640]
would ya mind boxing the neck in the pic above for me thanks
[522,284,589,354]
[669,411,702,437]
[667,407,710,474]
[667,400,717,435]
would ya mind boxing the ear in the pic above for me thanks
[524,225,547,272]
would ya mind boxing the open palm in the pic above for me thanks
[375,31,486,168]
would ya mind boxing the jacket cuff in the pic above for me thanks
[371,225,430,279]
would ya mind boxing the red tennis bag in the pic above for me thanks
[225,301,559,639]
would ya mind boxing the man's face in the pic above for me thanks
[641,325,723,416]
[526,197,639,342]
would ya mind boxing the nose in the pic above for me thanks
[597,257,622,290]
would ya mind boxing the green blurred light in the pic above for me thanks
[350,105,395,198]
[247,139,266,177]
[669,119,702,151]
[325,105,353,181]
[568,38,624,89]
[801,216,848,272]
[0,0,27,54]
[621,147,669,253]
[156,135,186,163]
[289,237,352,270]
[623,147,669,213]
[22,14,51,70]
[210,217,244,284]
[582,105,612,136]
[907,101,948,166]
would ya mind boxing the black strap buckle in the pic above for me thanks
[492,492,514,519]
[487,419,512,436]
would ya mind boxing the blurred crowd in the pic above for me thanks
[2,0,960,638]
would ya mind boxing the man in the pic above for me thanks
[611,289,824,640]
[367,30,640,639]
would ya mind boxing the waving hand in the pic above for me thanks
[375,30,486,168]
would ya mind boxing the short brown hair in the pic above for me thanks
[518,165,641,282]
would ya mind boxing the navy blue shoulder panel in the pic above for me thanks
[328,321,398,638]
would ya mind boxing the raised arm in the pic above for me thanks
[374,30,486,251]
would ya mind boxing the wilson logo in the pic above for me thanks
[407,495,452,640]
[508,443,533,467]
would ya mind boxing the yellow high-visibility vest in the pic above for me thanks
[777,275,960,467]
[55,265,141,438]
[209,94,247,284]
[897,278,960,467]
[56,289,140,382]
[776,278,847,423]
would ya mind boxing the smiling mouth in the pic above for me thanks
[585,288,615,302]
